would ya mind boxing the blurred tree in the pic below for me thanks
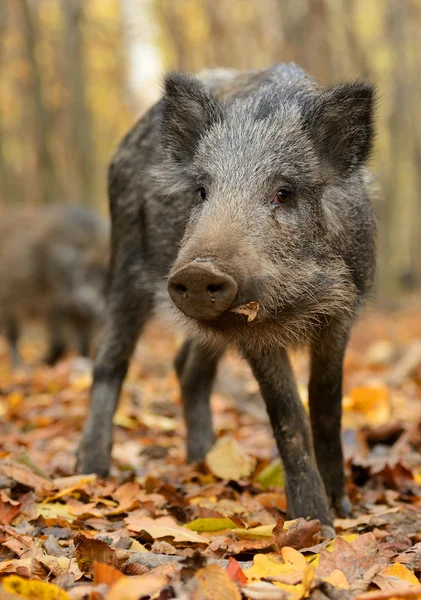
[17,0,59,204]
[60,0,95,206]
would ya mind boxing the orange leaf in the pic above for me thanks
[93,562,124,586]
[226,557,248,584]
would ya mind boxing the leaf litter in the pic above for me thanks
[0,309,420,599]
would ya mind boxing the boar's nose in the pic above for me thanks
[168,262,238,320]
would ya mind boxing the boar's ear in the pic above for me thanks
[162,73,222,163]
[306,82,375,175]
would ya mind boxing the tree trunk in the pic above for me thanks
[18,0,58,204]
[60,0,95,206]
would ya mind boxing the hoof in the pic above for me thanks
[321,524,336,539]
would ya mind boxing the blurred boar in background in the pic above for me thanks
[0,204,109,366]
[78,63,376,533]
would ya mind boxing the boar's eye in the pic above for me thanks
[198,186,207,200]
[272,188,292,205]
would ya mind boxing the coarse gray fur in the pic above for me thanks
[77,63,377,530]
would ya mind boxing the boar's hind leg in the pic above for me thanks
[309,319,351,517]
[175,340,224,463]
[77,246,153,477]
[245,345,333,529]
[44,310,67,365]
[6,318,21,367]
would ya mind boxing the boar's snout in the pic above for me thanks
[168,261,237,320]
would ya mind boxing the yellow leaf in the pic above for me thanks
[345,385,390,426]
[43,476,96,503]
[255,459,284,489]
[380,563,420,586]
[302,564,315,594]
[232,524,275,540]
[281,547,308,571]
[2,575,69,599]
[36,503,75,521]
[129,539,148,553]
[324,569,350,589]
[185,518,237,532]
[124,515,206,543]
[232,519,296,540]
[206,436,256,481]
[113,415,138,430]
[244,553,294,581]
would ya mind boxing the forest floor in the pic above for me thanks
[0,306,420,600]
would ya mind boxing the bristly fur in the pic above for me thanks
[78,63,377,528]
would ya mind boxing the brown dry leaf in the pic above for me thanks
[74,533,117,574]
[273,517,321,550]
[373,563,420,591]
[0,492,21,526]
[356,586,421,600]
[107,481,141,515]
[124,515,206,543]
[317,533,381,584]
[195,563,241,600]
[229,301,260,323]
[105,574,168,600]
[0,462,55,496]
[334,507,400,530]
[205,436,256,480]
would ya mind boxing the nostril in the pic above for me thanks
[175,283,188,294]
[207,283,223,294]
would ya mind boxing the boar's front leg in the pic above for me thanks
[309,319,351,516]
[77,239,154,477]
[245,345,333,530]
[175,339,224,463]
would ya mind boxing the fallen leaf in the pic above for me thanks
[36,502,75,522]
[195,563,242,599]
[0,462,55,496]
[206,436,256,481]
[373,563,420,591]
[226,556,248,584]
[255,459,284,490]
[124,515,206,543]
[74,534,117,574]
[324,569,350,589]
[229,301,260,323]
[281,546,308,571]
[356,586,421,600]
[106,574,167,600]
[242,581,289,599]
[185,517,237,532]
[273,517,321,550]
[0,492,21,525]
[2,575,69,599]
[244,552,298,581]
[93,562,124,586]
